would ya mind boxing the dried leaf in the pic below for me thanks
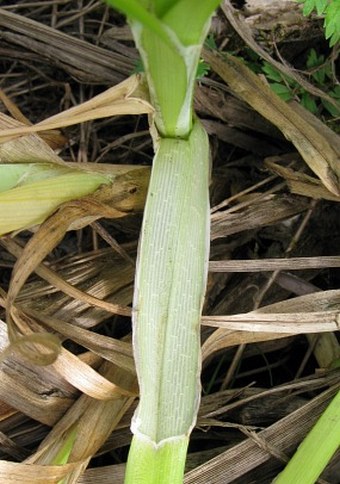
[265,159,340,202]
[211,194,309,240]
[203,49,340,196]
[202,290,340,361]
[209,256,340,272]
[0,88,66,150]
[0,76,152,143]
[0,461,78,483]
[1,237,132,319]
[184,385,339,483]
[51,349,135,400]
[0,114,67,165]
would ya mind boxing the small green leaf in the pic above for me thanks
[324,62,334,80]
[306,48,328,84]
[298,0,315,16]
[321,99,340,117]
[324,0,340,46]
[262,62,284,82]
[270,83,293,101]
[301,92,318,113]
[330,85,340,99]
[306,48,324,68]
[297,0,328,16]
[196,59,210,79]
[205,33,217,50]
[312,67,326,85]
[315,0,328,15]
[306,48,318,68]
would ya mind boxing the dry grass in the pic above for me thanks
[0,1,339,483]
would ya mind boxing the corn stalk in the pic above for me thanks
[105,1,219,482]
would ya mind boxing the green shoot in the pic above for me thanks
[275,390,340,483]
[296,0,340,46]
[106,0,220,137]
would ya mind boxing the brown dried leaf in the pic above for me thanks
[28,361,136,483]
[202,290,340,360]
[51,349,135,400]
[202,330,291,363]
[25,308,135,375]
[0,89,66,150]
[7,200,128,313]
[184,385,339,483]
[4,198,133,369]
[0,75,152,143]
[0,114,67,165]
[265,159,340,202]
[203,49,340,196]
[209,256,340,272]
[0,9,133,84]
[211,194,309,240]
[1,238,132,320]
[0,461,78,483]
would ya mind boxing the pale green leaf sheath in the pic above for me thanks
[126,119,210,484]
[103,1,219,482]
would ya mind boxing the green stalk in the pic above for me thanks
[107,0,220,137]
[105,1,220,481]
[275,390,340,483]
[126,119,210,482]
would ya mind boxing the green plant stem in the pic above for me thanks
[104,2,216,481]
[275,390,340,483]
[125,118,210,483]
[125,434,189,484]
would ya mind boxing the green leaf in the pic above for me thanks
[275,390,340,484]
[321,99,340,117]
[105,0,173,48]
[132,58,145,74]
[306,49,328,85]
[153,0,181,17]
[0,170,109,236]
[324,61,334,80]
[0,163,64,193]
[324,0,340,46]
[297,0,328,16]
[125,434,189,484]
[270,83,293,101]
[306,48,323,68]
[330,85,340,99]
[315,0,328,15]
[262,62,296,88]
[137,26,189,136]
[205,33,217,50]
[301,92,318,113]
[196,59,210,79]
[130,119,210,442]
[262,62,284,82]
[163,0,221,45]
[312,66,326,84]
